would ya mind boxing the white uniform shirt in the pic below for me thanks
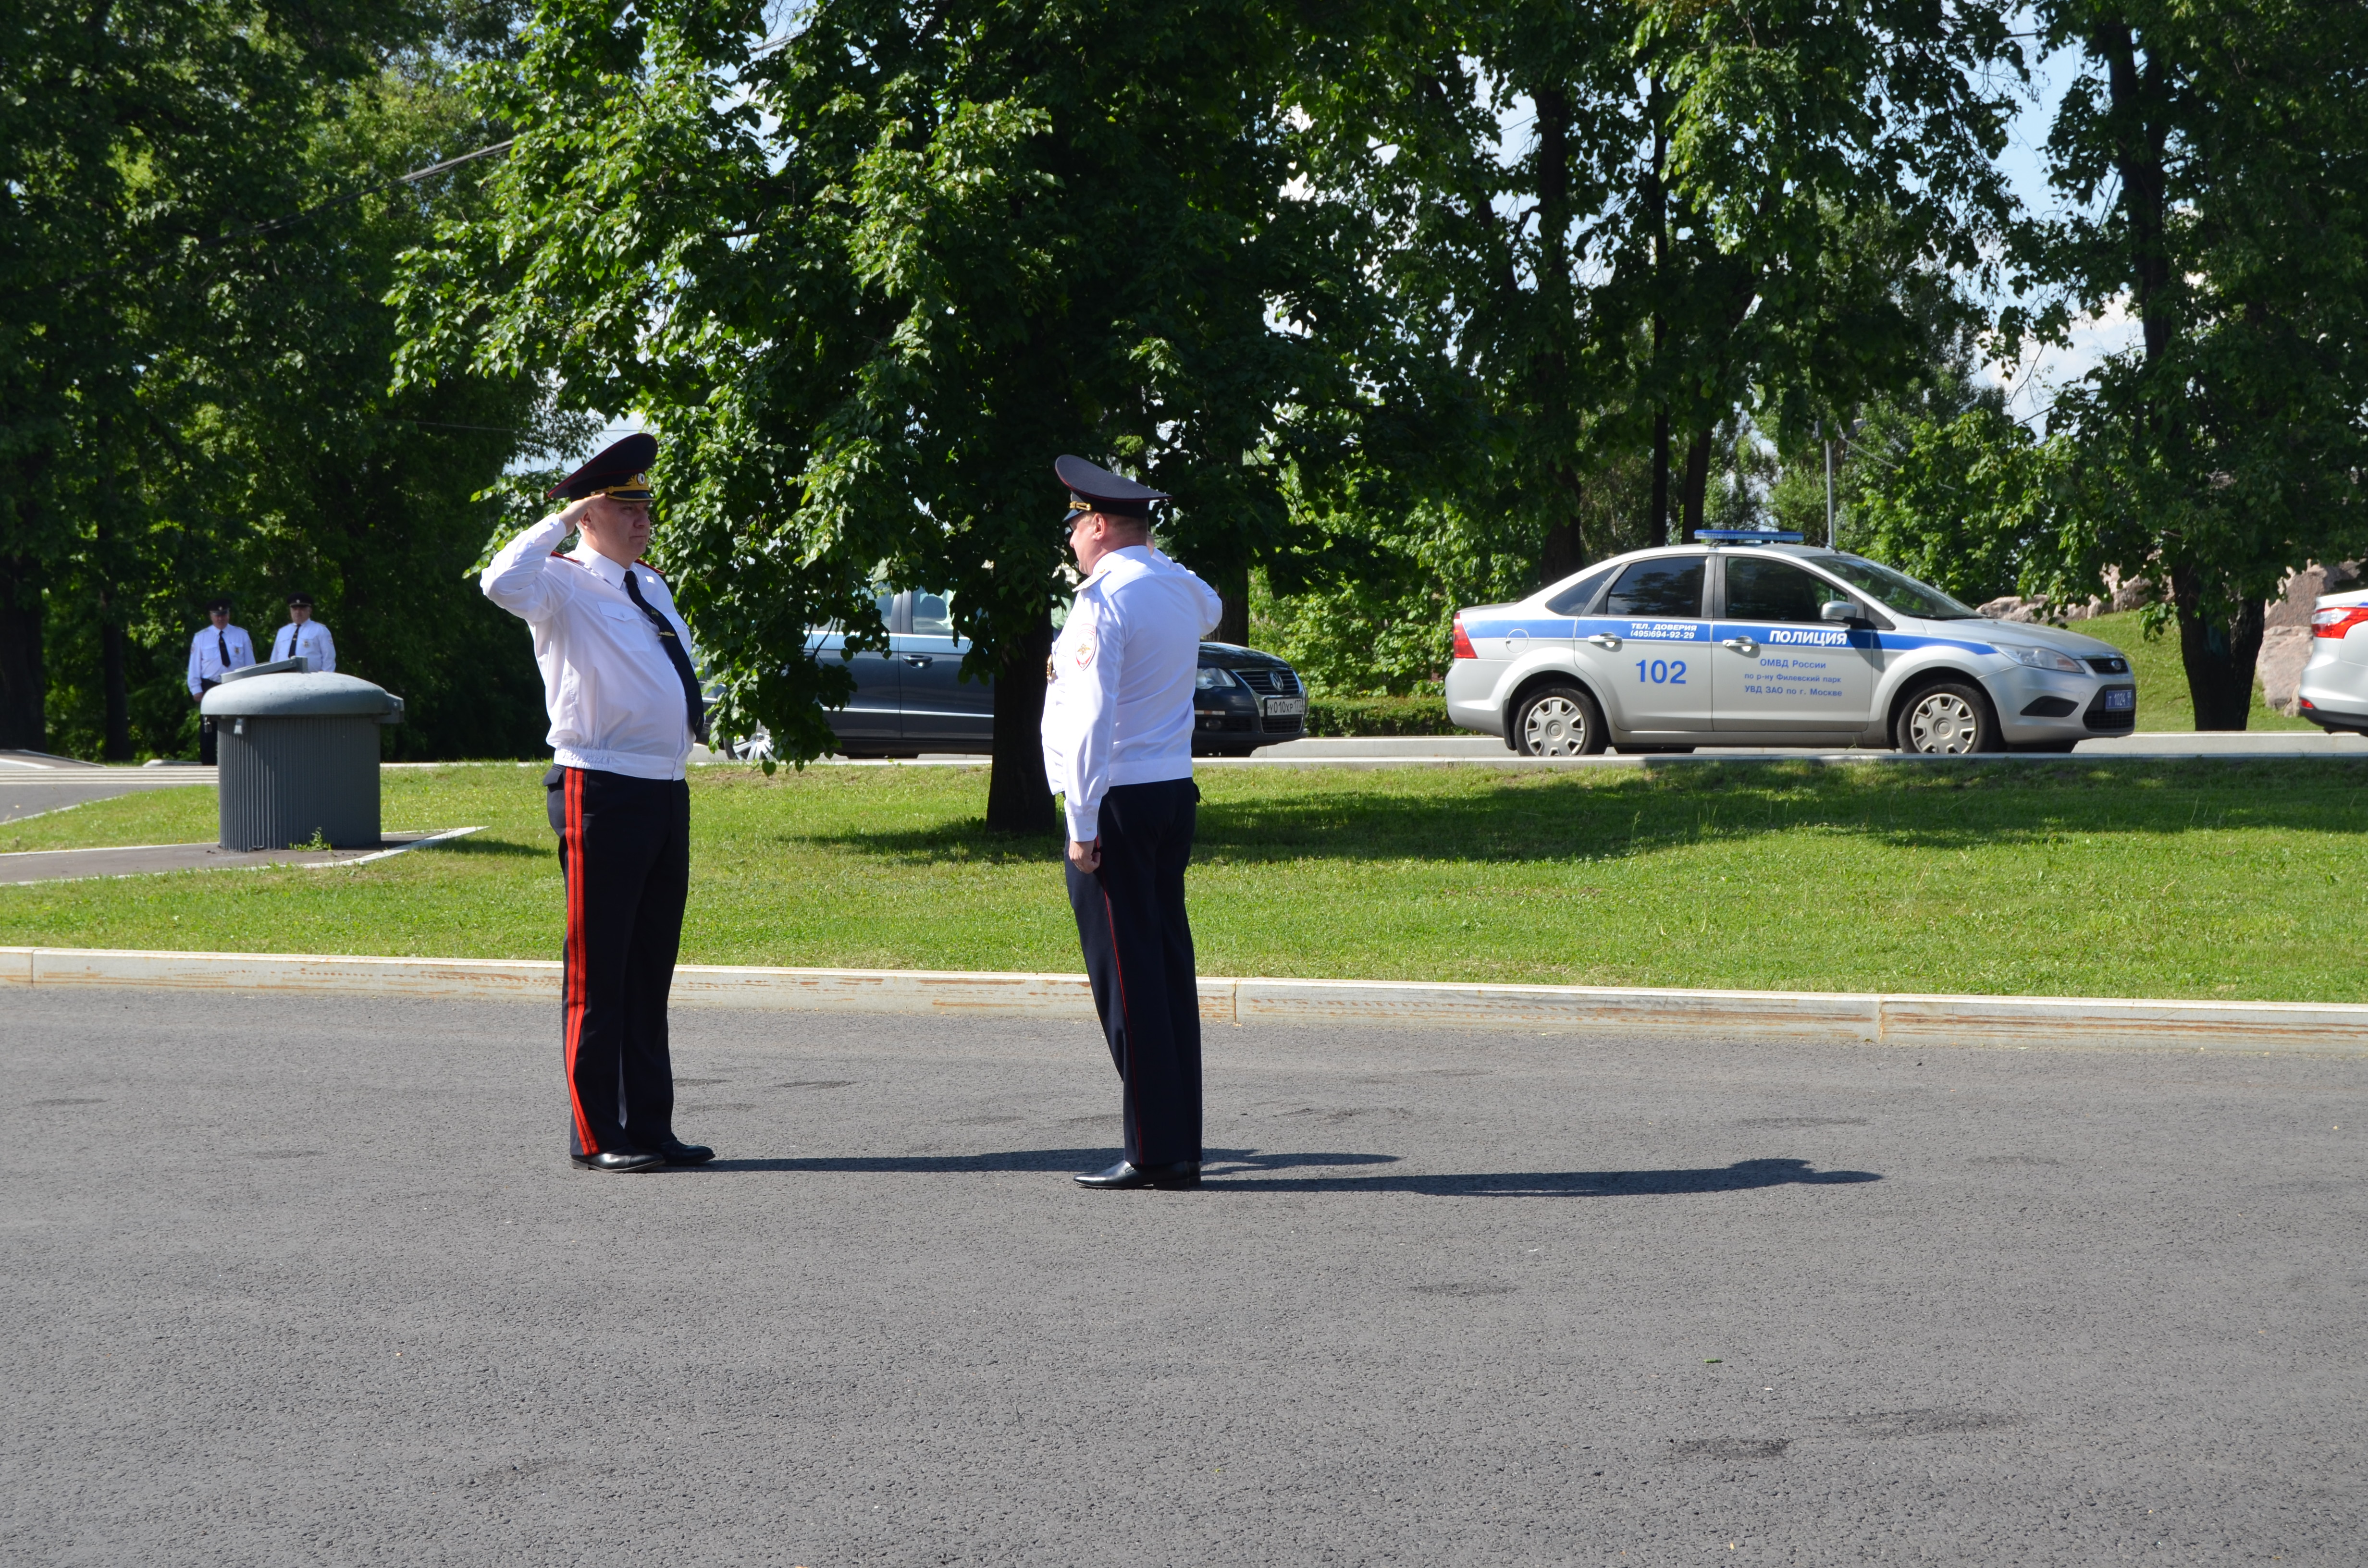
[271,619,336,671]
[480,512,702,781]
[186,623,257,694]
[1040,544,1223,842]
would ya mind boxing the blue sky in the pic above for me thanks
[1983,37,2136,431]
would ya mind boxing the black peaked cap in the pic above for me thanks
[1055,454,1170,518]
[548,432,659,501]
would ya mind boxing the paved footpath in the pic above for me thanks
[4,991,2362,1566]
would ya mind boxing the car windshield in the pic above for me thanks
[1820,556,1982,620]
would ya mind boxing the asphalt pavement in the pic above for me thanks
[5,990,2361,1566]
[0,753,214,823]
[0,829,475,885]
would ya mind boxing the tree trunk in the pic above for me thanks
[1208,558,1250,647]
[2171,569,2264,730]
[1648,405,1671,548]
[985,612,1057,834]
[1539,518,1585,587]
[0,554,46,751]
[1679,428,1715,539]
[100,606,131,761]
[2097,21,2173,365]
[1645,80,1670,549]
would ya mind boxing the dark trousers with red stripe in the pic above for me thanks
[1065,777,1203,1167]
[547,766,690,1157]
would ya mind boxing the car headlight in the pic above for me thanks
[1195,666,1239,691]
[1994,642,2088,674]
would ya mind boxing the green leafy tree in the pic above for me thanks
[104,61,585,762]
[396,0,1354,829]
[2010,0,2368,727]
[1847,402,2070,607]
[4,0,564,760]
[1262,0,2017,691]
[1,0,394,751]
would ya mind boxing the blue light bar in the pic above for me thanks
[1694,529,1805,544]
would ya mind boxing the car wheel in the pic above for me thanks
[1895,682,2000,754]
[1514,685,1606,757]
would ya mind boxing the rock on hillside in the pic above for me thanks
[2258,562,2361,714]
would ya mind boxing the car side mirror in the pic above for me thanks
[1820,599,1860,624]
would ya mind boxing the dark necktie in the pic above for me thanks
[217,630,231,671]
[622,570,709,743]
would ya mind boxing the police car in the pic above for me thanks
[2296,582,2368,735]
[1445,532,2138,755]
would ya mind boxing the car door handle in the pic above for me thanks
[901,654,934,666]
[1720,638,1757,654]
[1587,634,1621,649]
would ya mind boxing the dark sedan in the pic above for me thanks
[803,588,1307,758]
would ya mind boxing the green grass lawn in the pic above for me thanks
[3,758,2361,1001]
[2023,610,2313,732]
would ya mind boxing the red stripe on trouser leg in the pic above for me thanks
[1102,886,1137,1160]
[562,769,599,1154]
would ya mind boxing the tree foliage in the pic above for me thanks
[1261,0,2019,690]
[396,0,1356,825]
[3,0,567,760]
[2010,0,2368,726]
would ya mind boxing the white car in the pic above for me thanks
[1445,533,2138,755]
[2297,585,2368,735]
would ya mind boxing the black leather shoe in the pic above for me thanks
[570,1150,664,1173]
[649,1138,715,1166]
[1075,1160,1201,1190]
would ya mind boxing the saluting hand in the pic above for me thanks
[1069,838,1101,874]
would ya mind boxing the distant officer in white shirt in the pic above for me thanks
[481,433,714,1176]
[1040,455,1224,1191]
[185,597,256,765]
[270,594,336,671]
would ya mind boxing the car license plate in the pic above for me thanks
[1264,697,1307,717]
[2104,688,2134,711]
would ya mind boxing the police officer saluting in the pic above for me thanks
[1041,456,1224,1190]
[481,434,715,1174]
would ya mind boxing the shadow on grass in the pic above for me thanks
[432,835,550,859]
[691,1147,1877,1196]
[789,758,2368,867]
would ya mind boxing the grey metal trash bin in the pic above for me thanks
[201,666,407,850]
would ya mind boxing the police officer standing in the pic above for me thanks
[270,594,336,671]
[1041,456,1224,1190]
[480,433,715,1175]
[185,598,256,765]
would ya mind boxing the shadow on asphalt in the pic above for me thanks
[1206,1156,1880,1196]
[692,1150,1878,1195]
[693,1147,1393,1175]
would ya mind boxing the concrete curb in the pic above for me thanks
[4,946,2365,1054]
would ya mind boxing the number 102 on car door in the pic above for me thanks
[1634,659,1687,684]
